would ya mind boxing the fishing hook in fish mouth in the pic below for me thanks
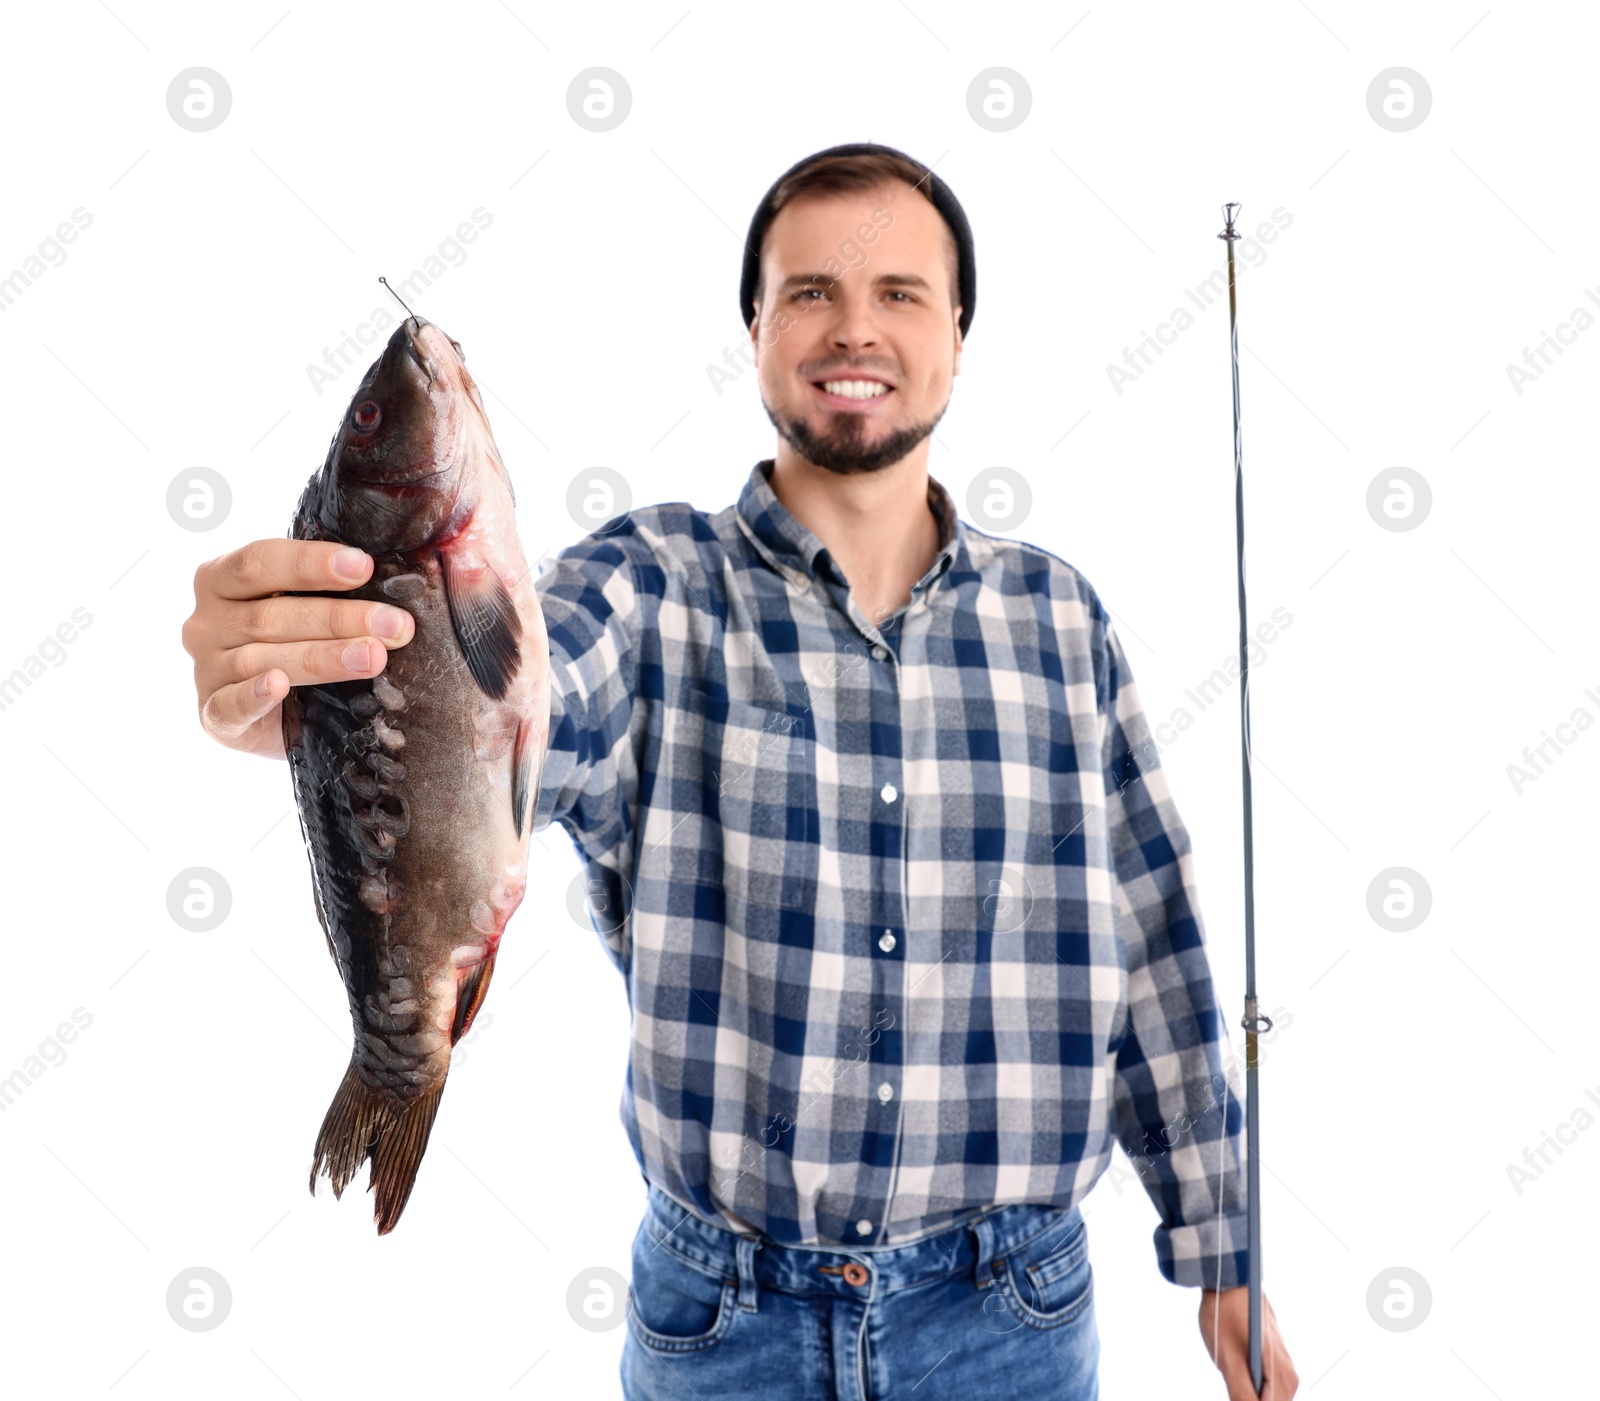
[379,275,420,330]
[378,275,434,386]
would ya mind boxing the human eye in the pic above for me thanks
[791,288,824,302]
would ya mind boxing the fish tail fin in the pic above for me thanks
[309,1061,444,1235]
[369,1081,444,1235]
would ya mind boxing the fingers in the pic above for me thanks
[198,538,372,602]
[219,592,415,651]
[223,634,397,693]
[1263,1308,1299,1399]
[199,668,289,756]
[196,639,397,759]
[1258,1359,1294,1400]
[1231,1357,1280,1401]
[186,537,416,703]
[1200,1287,1291,1401]
[188,538,412,758]
[1219,1347,1258,1401]
[1237,1294,1294,1400]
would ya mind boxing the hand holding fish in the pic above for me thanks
[274,310,548,1234]
[185,304,549,1234]
[182,539,417,760]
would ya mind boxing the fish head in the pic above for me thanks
[315,316,502,554]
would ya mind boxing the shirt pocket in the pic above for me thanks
[686,685,817,914]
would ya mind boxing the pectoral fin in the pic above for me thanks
[441,551,523,701]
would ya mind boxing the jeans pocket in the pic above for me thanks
[626,1224,738,1355]
[997,1210,1094,1329]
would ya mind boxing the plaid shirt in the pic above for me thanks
[530,458,1248,1288]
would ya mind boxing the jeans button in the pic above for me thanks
[842,1262,869,1286]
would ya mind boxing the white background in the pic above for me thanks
[1,1,1594,1396]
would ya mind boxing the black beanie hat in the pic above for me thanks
[739,141,975,341]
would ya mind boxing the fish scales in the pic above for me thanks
[282,314,549,1234]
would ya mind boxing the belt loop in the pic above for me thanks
[968,1212,998,1292]
[735,1233,761,1312]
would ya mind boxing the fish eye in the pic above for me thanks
[352,400,382,431]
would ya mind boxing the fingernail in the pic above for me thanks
[255,673,274,697]
[332,547,370,580]
[372,606,409,640]
[342,641,372,673]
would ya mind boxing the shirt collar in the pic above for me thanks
[735,458,962,595]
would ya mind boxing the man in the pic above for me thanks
[182,142,1297,1400]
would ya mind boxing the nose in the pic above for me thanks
[825,289,883,352]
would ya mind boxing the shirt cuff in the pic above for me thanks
[1153,1207,1250,1290]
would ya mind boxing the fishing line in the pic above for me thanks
[378,275,420,329]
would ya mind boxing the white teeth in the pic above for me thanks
[820,379,889,399]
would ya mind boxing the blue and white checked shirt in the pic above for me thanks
[531,458,1248,1288]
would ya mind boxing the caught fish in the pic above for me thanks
[282,308,549,1234]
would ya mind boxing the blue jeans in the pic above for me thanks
[621,1182,1099,1400]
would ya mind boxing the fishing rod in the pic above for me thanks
[1218,200,1269,1395]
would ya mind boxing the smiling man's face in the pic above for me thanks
[750,179,963,476]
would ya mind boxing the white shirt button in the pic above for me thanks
[877,1082,894,1103]
[872,645,887,660]
[878,931,896,952]
[880,782,898,803]
[793,574,811,593]
[856,1219,873,1235]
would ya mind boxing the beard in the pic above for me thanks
[762,389,949,476]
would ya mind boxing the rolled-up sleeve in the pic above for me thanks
[1098,611,1250,1290]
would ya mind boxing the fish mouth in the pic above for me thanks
[404,337,432,387]
[401,321,477,403]
[401,319,439,388]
